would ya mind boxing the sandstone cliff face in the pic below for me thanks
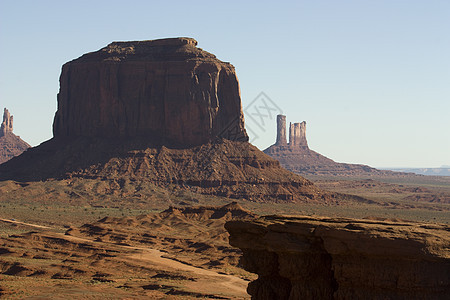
[53,37,248,146]
[226,216,450,300]
[275,115,287,146]
[289,121,307,147]
[0,108,30,164]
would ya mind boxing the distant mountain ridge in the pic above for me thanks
[383,167,450,177]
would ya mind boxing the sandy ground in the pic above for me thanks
[0,214,250,299]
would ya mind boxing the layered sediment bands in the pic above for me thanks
[53,37,248,146]
[0,138,330,202]
[226,216,450,299]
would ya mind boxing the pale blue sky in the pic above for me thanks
[0,0,449,168]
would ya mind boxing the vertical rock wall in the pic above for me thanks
[52,38,248,147]
[298,121,308,147]
[226,216,450,300]
[276,115,308,148]
[275,115,287,145]
[288,122,294,146]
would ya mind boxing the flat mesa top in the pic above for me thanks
[72,37,219,63]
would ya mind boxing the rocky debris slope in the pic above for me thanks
[0,137,332,203]
[0,108,30,164]
[53,37,247,146]
[226,216,450,300]
[66,202,257,272]
[264,114,406,177]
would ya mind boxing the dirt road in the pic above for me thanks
[0,217,51,229]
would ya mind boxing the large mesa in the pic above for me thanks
[0,38,331,203]
[53,37,248,146]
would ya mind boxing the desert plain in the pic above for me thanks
[0,37,449,299]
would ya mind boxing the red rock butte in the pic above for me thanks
[264,114,402,177]
[53,37,248,146]
[0,38,333,203]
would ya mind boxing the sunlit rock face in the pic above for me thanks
[53,37,248,147]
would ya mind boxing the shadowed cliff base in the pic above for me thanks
[226,215,450,299]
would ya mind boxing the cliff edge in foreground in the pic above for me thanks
[226,216,449,299]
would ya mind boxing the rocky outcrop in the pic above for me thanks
[0,108,30,164]
[226,215,450,299]
[1,108,13,136]
[265,115,404,177]
[53,37,248,147]
[0,137,335,203]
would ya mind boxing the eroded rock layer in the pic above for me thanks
[226,216,450,300]
[0,138,332,203]
[53,37,247,146]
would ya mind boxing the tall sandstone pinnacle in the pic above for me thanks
[265,114,401,177]
[1,108,13,137]
[53,37,248,146]
[276,115,308,148]
[275,115,287,145]
[289,121,307,147]
[0,108,30,164]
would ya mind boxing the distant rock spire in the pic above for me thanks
[275,115,287,145]
[274,115,308,148]
[297,121,308,147]
[1,108,13,137]
[289,122,294,146]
